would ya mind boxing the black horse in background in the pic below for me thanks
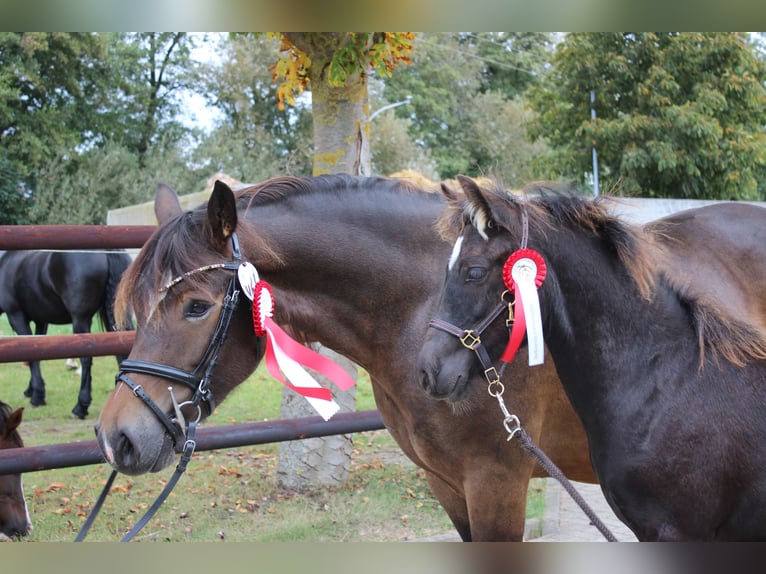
[0,250,133,418]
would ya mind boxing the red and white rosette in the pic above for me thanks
[238,262,355,421]
[500,249,547,366]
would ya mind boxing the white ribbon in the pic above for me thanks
[511,258,545,366]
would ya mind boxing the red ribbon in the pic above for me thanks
[252,280,355,402]
[500,249,546,364]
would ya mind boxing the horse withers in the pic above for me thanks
[418,176,766,540]
[0,401,31,540]
[0,250,133,418]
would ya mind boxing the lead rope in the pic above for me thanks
[505,204,616,541]
[489,379,618,541]
[74,407,200,542]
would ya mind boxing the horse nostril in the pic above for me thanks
[114,431,135,462]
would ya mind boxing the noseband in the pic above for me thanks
[428,295,514,392]
[116,231,246,445]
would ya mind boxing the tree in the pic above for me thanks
[106,33,194,166]
[0,32,111,219]
[463,32,554,99]
[274,33,414,176]
[266,32,414,490]
[0,32,201,224]
[192,34,313,180]
[529,33,766,199]
[383,32,554,180]
[0,151,28,224]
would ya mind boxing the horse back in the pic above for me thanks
[648,203,766,334]
[1,251,109,325]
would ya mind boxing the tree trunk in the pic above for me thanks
[276,33,368,491]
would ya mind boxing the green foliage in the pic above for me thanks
[0,32,200,224]
[193,34,313,179]
[383,32,553,180]
[0,151,29,224]
[529,33,766,199]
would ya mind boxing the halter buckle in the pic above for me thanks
[484,366,501,385]
[459,330,481,350]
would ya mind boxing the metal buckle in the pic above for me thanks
[459,330,481,349]
[484,366,501,385]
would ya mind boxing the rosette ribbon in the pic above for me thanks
[500,248,547,366]
[237,263,355,420]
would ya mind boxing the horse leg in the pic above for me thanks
[463,456,535,541]
[7,315,47,406]
[424,471,473,541]
[71,356,93,419]
[71,318,93,419]
[24,359,47,406]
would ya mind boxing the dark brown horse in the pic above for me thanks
[418,176,766,540]
[95,175,595,541]
[0,401,31,540]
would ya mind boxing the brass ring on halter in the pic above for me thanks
[487,379,505,398]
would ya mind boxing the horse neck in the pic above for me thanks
[536,227,698,413]
[244,194,448,376]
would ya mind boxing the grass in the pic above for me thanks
[0,316,546,542]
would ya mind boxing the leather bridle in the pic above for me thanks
[116,231,245,444]
[77,231,257,542]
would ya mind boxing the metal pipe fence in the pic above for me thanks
[0,225,385,476]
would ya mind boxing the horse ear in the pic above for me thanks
[4,407,23,437]
[456,175,494,233]
[440,180,462,204]
[207,180,238,250]
[155,183,183,225]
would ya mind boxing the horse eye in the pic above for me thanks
[465,267,487,282]
[184,300,211,318]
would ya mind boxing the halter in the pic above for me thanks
[429,296,514,393]
[425,206,619,541]
[77,231,253,542]
[427,205,533,393]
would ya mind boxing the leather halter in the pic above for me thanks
[429,297,514,388]
[427,204,530,389]
[116,231,245,444]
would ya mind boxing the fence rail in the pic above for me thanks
[0,224,385,476]
[0,410,385,474]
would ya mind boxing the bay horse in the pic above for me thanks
[95,175,595,541]
[417,176,766,541]
[0,401,31,540]
[0,250,133,418]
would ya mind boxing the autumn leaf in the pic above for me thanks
[270,33,413,109]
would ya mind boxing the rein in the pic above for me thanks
[76,232,249,542]
[428,206,619,542]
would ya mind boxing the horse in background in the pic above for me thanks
[0,250,133,418]
[0,400,31,540]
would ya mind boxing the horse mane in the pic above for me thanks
[239,173,432,211]
[445,178,766,368]
[116,174,436,328]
